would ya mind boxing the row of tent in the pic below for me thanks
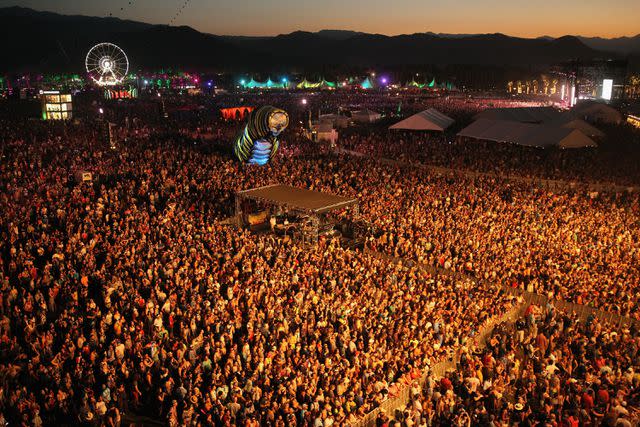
[458,119,597,149]
[457,102,622,149]
[242,78,289,89]
[390,108,455,131]
[405,79,457,90]
[387,102,618,149]
[240,77,457,90]
[220,106,254,120]
[297,78,337,89]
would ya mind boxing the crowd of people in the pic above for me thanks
[1,88,639,427]
[0,119,517,426]
[360,166,640,318]
[376,304,639,426]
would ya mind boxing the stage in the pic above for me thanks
[235,184,359,244]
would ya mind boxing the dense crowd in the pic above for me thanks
[0,120,516,426]
[339,126,640,187]
[361,167,640,318]
[1,90,639,427]
[376,304,640,427]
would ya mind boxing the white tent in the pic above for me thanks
[569,101,623,125]
[389,108,455,132]
[472,106,605,138]
[457,119,596,149]
[351,109,381,123]
[548,118,605,139]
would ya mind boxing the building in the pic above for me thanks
[41,90,73,120]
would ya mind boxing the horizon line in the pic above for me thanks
[2,5,639,40]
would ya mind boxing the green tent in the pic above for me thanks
[297,78,336,89]
[406,79,425,89]
[361,77,374,89]
[245,78,286,89]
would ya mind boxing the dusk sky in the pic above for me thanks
[2,0,639,38]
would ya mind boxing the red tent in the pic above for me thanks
[221,106,254,120]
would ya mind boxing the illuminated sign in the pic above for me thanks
[602,79,613,100]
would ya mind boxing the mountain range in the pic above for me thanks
[0,6,637,73]
[227,29,640,54]
[576,35,640,55]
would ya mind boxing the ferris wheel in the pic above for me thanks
[85,43,129,86]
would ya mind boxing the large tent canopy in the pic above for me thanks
[473,105,606,138]
[243,78,287,89]
[457,119,596,149]
[547,117,606,138]
[360,77,374,89]
[569,101,623,125]
[296,78,336,90]
[389,108,454,132]
[474,107,561,123]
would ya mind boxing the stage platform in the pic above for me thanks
[235,184,359,244]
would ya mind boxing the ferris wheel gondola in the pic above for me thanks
[85,43,129,86]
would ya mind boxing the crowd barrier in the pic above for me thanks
[351,248,639,426]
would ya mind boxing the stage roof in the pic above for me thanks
[457,119,596,148]
[389,108,455,131]
[238,184,358,213]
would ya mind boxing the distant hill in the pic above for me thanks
[315,30,367,40]
[0,6,615,72]
[577,35,640,55]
